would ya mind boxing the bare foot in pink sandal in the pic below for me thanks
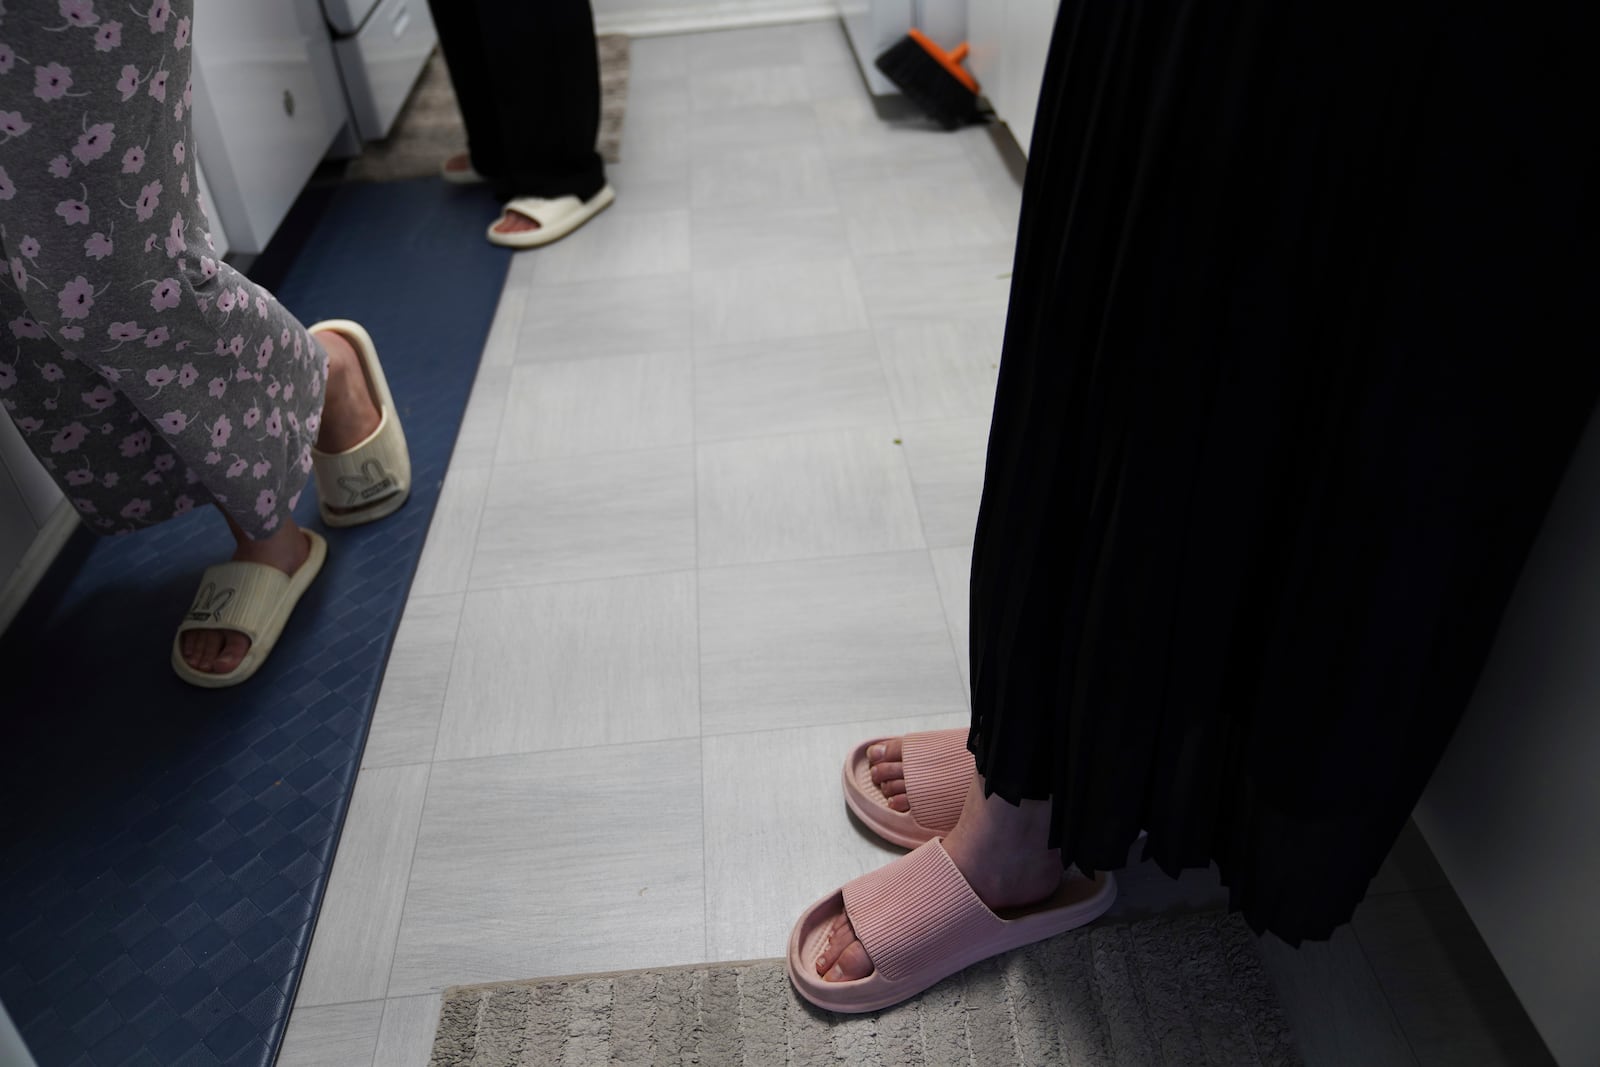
[843,728,972,848]
[790,773,1115,1012]
[867,737,911,812]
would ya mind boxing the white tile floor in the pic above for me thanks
[279,21,1553,1067]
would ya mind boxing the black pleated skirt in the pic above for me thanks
[968,0,1595,943]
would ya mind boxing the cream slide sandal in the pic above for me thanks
[308,320,411,528]
[486,185,616,249]
[171,531,328,688]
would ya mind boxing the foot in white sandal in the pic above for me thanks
[174,321,408,686]
[308,320,411,527]
[487,185,615,248]
[172,520,328,688]
[441,151,485,185]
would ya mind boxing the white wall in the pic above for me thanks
[592,0,835,36]
[968,0,1057,155]
[836,0,967,97]
[593,1,831,36]
[1415,402,1600,1067]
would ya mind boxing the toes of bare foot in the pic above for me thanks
[213,632,250,672]
[870,760,905,786]
[868,738,903,766]
[868,738,909,805]
[493,211,541,234]
[827,939,874,983]
[816,913,875,982]
[815,913,851,976]
[182,628,252,673]
[193,630,219,671]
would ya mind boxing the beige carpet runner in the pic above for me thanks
[430,910,1301,1065]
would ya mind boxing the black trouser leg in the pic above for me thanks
[483,0,606,200]
[427,0,606,201]
[424,0,508,177]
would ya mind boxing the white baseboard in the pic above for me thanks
[595,4,836,38]
[0,499,80,637]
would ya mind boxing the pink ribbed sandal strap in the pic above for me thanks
[840,841,1001,983]
[900,729,973,835]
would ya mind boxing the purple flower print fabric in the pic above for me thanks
[0,0,326,539]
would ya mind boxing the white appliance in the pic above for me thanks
[191,0,350,253]
[323,0,437,141]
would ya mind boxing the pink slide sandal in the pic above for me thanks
[843,728,972,848]
[788,840,1116,1014]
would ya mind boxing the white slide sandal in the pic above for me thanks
[487,185,616,249]
[308,319,412,528]
[171,531,328,688]
[441,153,485,185]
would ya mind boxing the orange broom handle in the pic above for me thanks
[906,28,979,93]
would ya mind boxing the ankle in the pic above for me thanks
[231,518,309,575]
[316,329,359,393]
[312,328,380,453]
[941,776,1063,909]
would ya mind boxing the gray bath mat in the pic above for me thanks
[346,34,629,183]
[430,911,1301,1065]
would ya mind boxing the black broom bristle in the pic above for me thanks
[875,33,983,130]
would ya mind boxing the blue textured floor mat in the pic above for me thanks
[0,178,510,1067]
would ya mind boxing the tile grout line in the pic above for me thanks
[484,375,900,468]
[419,710,971,769]
[359,591,465,775]
[1350,893,1426,1067]
[421,594,465,766]
[690,189,714,967]
[469,271,526,457]
[844,151,974,702]
[846,181,928,553]
[368,761,435,1011]
[925,544,972,711]
[366,996,388,1067]
[458,291,525,589]
[460,544,956,600]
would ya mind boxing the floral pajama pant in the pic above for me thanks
[0,0,326,539]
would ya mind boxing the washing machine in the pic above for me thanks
[323,0,437,140]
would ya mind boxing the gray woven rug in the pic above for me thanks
[346,35,629,182]
[430,911,1301,1066]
